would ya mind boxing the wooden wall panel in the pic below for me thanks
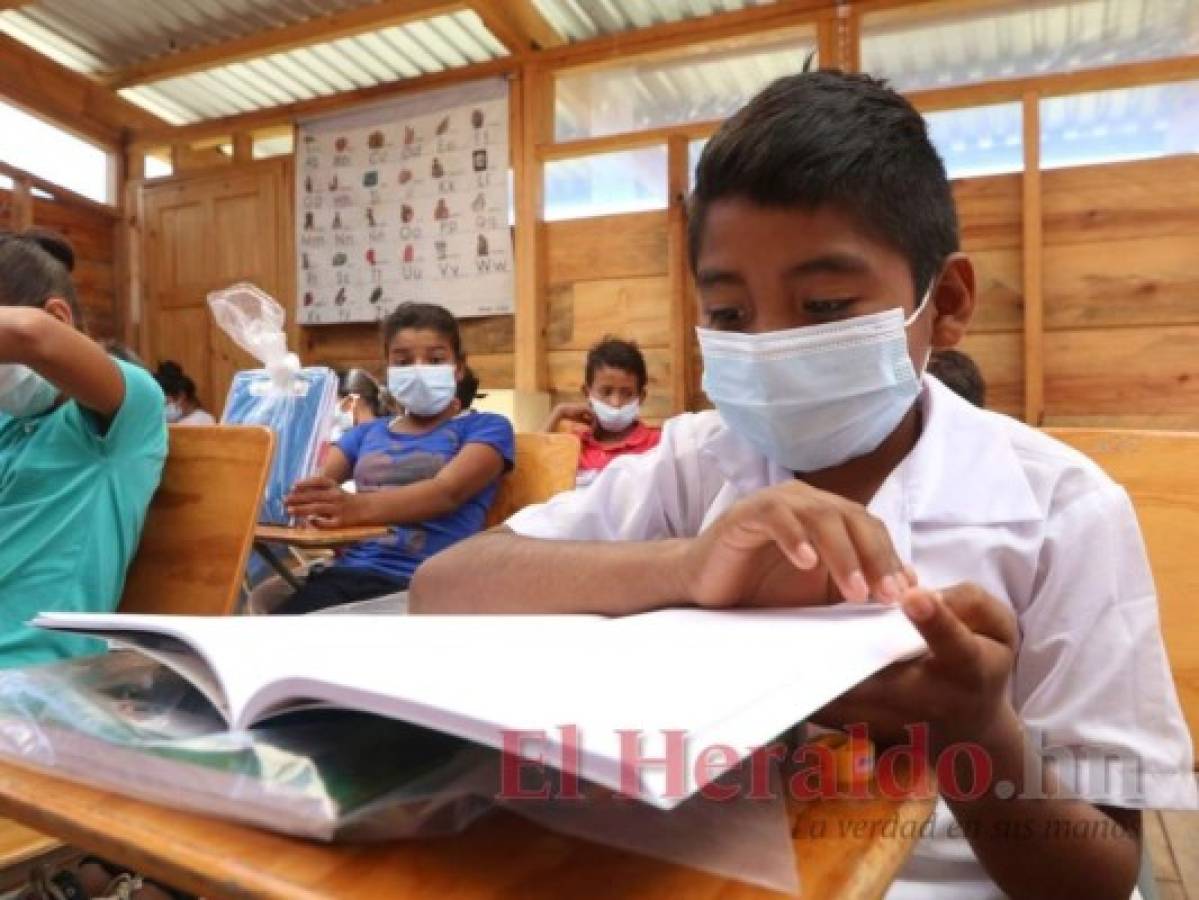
[1044,326,1199,422]
[543,211,672,423]
[0,189,119,343]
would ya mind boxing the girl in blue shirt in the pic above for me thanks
[0,230,166,667]
[277,302,514,614]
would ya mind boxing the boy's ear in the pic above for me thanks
[929,253,976,350]
[42,297,76,329]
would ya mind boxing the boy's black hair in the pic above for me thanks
[381,302,464,359]
[585,336,649,393]
[0,229,83,323]
[154,360,199,402]
[928,349,986,408]
[689,70,959,300]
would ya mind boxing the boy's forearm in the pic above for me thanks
[944,710,1140,900]
[410,529,692,615]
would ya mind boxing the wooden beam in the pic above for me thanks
[467,0,564,51]
[104,0,466,90]
[1020,90,1043,427]
[10,176,33,231]
[0,32,163,148]
[534,0,833,69]
[908,53,1199,112]
[0,160,118,218]
[513,65,550,393]
[129,55,517,149]
[666,134,694,414]
[539,118,722,160]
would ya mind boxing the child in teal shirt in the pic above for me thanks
[0,230,166,667]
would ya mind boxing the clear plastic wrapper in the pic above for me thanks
[0,654,799,893]
[208,283,338,524]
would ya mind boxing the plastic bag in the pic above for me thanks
[0,654,798,893]
[208,283,338,524]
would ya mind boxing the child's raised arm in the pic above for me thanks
[0,305,125,421]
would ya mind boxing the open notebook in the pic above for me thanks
[34,607,925,810]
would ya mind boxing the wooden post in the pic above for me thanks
[11,176,33,230]
[232,132,254,164]
[1021,90,1044,426]
[513,64,550,393]
[667,134,694,414]
[817,3,860,71]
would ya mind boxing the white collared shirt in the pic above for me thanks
[508,377,1196,897]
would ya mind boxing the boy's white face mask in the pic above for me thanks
[590,397,640,432]
[0,363,60,419]
[697,288,933,473]
[388,364,457,417]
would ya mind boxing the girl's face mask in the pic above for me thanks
[0,364,60,419]
[697,287,933,473]
[388,364,457,417]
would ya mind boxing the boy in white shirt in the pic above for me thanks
[411,71,1194,898]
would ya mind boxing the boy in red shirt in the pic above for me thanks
[541,336,661,486]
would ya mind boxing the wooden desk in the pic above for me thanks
[254,524,390,549]
[252,525,391,591]
[0,760,933,899]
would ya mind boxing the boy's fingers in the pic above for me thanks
[901,589,982,674]
[758,504,817,571]
[939,583,1018,652]
[843,513,904,602]
[799,508,869,602]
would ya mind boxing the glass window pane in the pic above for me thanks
[1041,79,1199,169]
[144,153,173,179]
[0,100,110,203]
[925,102,1024,178]
[544,146,667,221]
[688,137,708,189]
[863,0,1199,94]
[253,131,295,160]
[555,30,816,142]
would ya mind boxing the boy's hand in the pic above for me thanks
[552,402,596,429]
[678,482,912,608]
[812,582,1019,752]
[285,476,366,528]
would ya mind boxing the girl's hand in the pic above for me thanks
[284,476,366,528]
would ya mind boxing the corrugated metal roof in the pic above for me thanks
[554,29,813,140]
[533,0,778,42]
[862,0,1199,93]
[0,0,383,74]
[117,10,506,125]
[0,1,508,125]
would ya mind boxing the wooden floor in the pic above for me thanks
[1149,812,1199,899]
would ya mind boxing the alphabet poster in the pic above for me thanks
[296,78,513,324]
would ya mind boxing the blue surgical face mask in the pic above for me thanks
[697,289,932,473]
[387,364,457,417]
[0,363,60,419]
[590,397,640,432]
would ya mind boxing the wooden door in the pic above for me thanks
[140,160,294,416]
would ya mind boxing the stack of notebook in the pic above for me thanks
[222,366,339,524]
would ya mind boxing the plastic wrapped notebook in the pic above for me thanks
[209,283,339,524]
[0,652,494,841]
[0,652,802,892]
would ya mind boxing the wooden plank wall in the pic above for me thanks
[1042,155,1199,429]
[0,187,119,342]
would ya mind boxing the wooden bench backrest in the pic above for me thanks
[1047,427,1199,751]
[485,432,580,528]
[120,425,274,616]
